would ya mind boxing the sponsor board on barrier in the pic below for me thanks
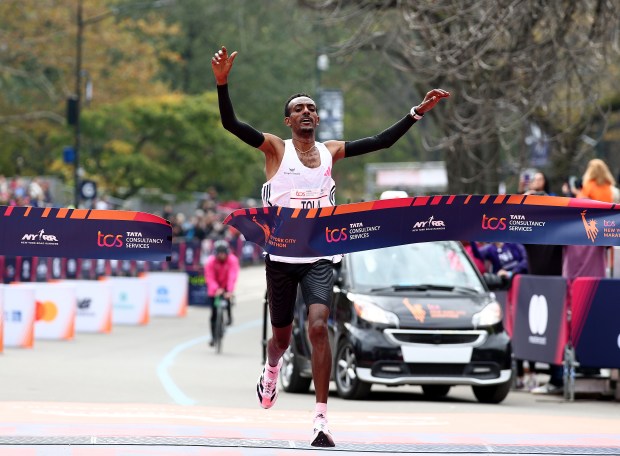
[571,278,620,368]
[70,280,113,333]
[145,272,188,317]
[3,285,36,348]
[105,277,149,326]
[187,270,208,306]
[512,275,567,365]
[26,283,77,341]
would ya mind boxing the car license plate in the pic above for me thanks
[401,345,473,363]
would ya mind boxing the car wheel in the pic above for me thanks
[421,384,451,399]
[472,381,511,404]
[280,344,311,394]
[335,340,371,400]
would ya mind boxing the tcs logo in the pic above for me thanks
[97,231,123,248]
[481,214,507,230]
[325,227,347,243]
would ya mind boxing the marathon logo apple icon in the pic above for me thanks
[528,294,548,345]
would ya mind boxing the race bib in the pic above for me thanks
[289,188,332,209]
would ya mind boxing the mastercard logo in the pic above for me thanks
[35,300,58,322]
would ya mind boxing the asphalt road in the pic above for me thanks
[1,264,619,455]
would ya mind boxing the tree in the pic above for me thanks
[79,92,263,200]
[0,0,175,177]
[155,0,435,201]
[299,0,620,193]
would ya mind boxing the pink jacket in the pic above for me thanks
[204,253,240,297]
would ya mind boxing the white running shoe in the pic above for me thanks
[256,358,282,409]
[311,413,335,447]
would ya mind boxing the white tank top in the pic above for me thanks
[262,139,338,264]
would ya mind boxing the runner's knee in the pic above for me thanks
[308,319,328,344]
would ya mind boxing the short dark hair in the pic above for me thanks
[284,93,312,117]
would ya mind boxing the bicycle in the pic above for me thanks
[212,295,230,354]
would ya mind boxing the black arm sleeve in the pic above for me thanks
[217,84,265,148]
[344,115,416,158]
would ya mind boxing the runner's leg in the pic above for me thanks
[257,256,298,408]
[307,303,331,403]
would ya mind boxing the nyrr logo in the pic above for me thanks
[325,227,347,243]
[21,229,59,245]
[481,214,507,230]
[97,231,123,248]
[412,215,445,230]
[528,294,548,345]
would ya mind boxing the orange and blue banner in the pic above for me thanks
[0,206,172,261]
[225,194,620,257]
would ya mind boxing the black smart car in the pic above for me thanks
[280,241,513,403]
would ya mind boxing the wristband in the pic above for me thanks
[410,106,423,120]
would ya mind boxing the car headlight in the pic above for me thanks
[348,293,399,326]
[471,301,502,328]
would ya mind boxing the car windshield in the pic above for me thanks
[348,241,484,293]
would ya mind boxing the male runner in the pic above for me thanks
[211,45,449,447]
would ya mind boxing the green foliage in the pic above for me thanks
[1,0,434,203]
[80,92,263,200]
[154,0,427,199]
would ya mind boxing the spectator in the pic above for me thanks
[518,172,564,390]
[578,158,615,203]
[532,158,613,395]
[28,178,45,207]
[518,170,552,195]
[162,204,174,222]
[470,242,528,283]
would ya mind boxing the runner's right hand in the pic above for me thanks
[211,46,238,85]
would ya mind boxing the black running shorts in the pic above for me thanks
[265,256,334,328]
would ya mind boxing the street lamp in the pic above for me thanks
[71,0,116,208]
[69,0,171,208]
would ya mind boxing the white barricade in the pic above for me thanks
[3,285,36,348]
[69,280,113,333]
[30,283,76,341]
[105,276,149,326]
[145,272,188,317]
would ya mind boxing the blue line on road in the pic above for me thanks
[157,318,263,405]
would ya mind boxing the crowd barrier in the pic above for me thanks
[0,239,241,351]
[0,238,261,308]
[2,285,36,349]
[1,272,190,350]
[71,280,113,333]
[504,274,620,400]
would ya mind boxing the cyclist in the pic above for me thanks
[205,239,240,346]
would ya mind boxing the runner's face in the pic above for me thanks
[285,97,319,133]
